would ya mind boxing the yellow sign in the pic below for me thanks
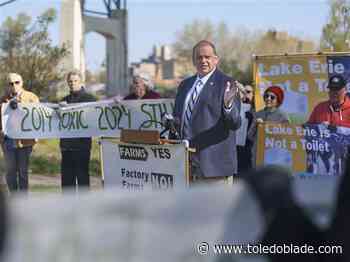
[257,123,348,176]
[254,53,350,124]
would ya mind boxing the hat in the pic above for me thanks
[328,75,346,90]
[264,86,284,106]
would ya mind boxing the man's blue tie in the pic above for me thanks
[183,79,202,138]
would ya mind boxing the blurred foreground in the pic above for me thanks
[1,175,339,262]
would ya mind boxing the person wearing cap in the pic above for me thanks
[308,75,350,128]
[247,85,290,167]
[124,73,161,100]
[0,73,39,193]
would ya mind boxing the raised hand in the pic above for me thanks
[112,95,123,104]
[58,101,68,107]
[224,80,242,108]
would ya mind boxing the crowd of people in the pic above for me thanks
[0,69,163,194]
[1,40,350,193]
[1,40,350,260]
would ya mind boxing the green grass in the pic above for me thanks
[0,138,101,177]
[29,184,60,193]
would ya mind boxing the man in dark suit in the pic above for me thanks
[172,40,241,184]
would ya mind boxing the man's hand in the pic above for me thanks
[223,80,242,108]
[111,95,123,104]
[58,101,68,107]
[256,118,264,124]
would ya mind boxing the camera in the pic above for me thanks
[9,97,18,110]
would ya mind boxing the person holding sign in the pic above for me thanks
[308,75,350,128]
[172,40,241,184]
[248,85,289,167]
[0,73,39,193]
[124,72,161,100]
[307,75,350,175]
[59,70,96,192]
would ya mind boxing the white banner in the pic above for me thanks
[2,99,174,139]
[100,138,188,191]
[236,103,250,146]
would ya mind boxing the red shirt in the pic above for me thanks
[308,96,350,128]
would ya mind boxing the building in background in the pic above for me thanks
[130,45,183,89]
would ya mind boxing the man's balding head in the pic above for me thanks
[192,40,219,77]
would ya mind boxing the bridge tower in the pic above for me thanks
[60,0,128,96]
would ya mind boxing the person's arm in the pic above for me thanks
[32,93,40,103]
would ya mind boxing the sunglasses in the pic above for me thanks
[9,81,20,86]
[245,90,253,94]
[264,94,277,100]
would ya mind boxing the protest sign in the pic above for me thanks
[2,99,174,139]
[254,53,350,123]
[100,138,189,191]
[256,123,350,176]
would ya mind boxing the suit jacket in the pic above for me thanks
[173,69,241,177]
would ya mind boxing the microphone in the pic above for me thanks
[9,92,18,110]
[161,113,180,139]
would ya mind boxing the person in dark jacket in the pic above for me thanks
[59,70,96,192]
[237,84,255,175]
[124,73,161,100]
[172,40,241,184]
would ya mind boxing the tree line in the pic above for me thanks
[0,0,349,98]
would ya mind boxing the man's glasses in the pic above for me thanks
[245,90,253,94]
[9,81,20,86]
[264,94,277,100]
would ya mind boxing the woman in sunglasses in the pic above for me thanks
[247,85,289,167]
[254,85,289,124]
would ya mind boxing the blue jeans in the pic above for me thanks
[2,145,32,192]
